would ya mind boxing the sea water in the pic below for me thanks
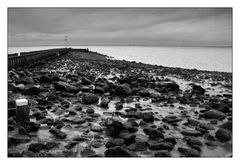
[8,46,232,72]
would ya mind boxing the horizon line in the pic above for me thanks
[8,44,232,48]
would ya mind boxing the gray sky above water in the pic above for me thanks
[8,8,232,47]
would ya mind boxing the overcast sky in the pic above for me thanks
[8,8,232,47]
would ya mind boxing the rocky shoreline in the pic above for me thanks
[8,49,232,157]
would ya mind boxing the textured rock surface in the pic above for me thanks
[7,49,232,157]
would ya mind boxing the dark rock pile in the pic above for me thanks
[8,49,232,157]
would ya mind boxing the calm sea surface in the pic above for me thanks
[8,46,232,72]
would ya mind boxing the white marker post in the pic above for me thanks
[16,99,30,123]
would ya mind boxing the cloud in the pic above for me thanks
[8,8,232,46]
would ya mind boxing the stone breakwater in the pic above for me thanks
[8,49,232,157]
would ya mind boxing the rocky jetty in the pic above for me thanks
[8,49,232,157]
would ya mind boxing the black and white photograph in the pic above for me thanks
[7,6,233,158]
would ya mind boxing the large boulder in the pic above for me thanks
[148,129,164,139]
[165,137,177,145]
[23,121,40,132]
[163,83,179,91]
[115,84,132,96]
[220,121,232,131]
[142,112,154,122]
[198,123,214,130]
[143,128,164,139]
[105,118,125,137]
[148,141,174,151]
[23,85,41,95]
[115,102,123,110]
[215,128,231,142]
[82,93,99,104]
[184,137,203,146]
[49,127,67,139]
[126,111,142,119]
[81,148,97,157]
[134,134,148,143]
[8,136,31,145]
[187,119,200,126]
[104,146,133,157]
[201,110,226,120]
[54,81,79,93]
[28,142,45,153]
[32,111,46,120]
[90,124,103,132]
[192,84,205,94]
[119,130,136,145]
[178,147,200,157]
[64,141,79,150]
[163,115,182,123]
[100,98,110,108]
[86,108,95,114]
[127,141,148,151]
[45,141,60,150]
[154,150,171,157]
[181,130,202,137]
[105,138,125,148]
[71,117,86,124]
